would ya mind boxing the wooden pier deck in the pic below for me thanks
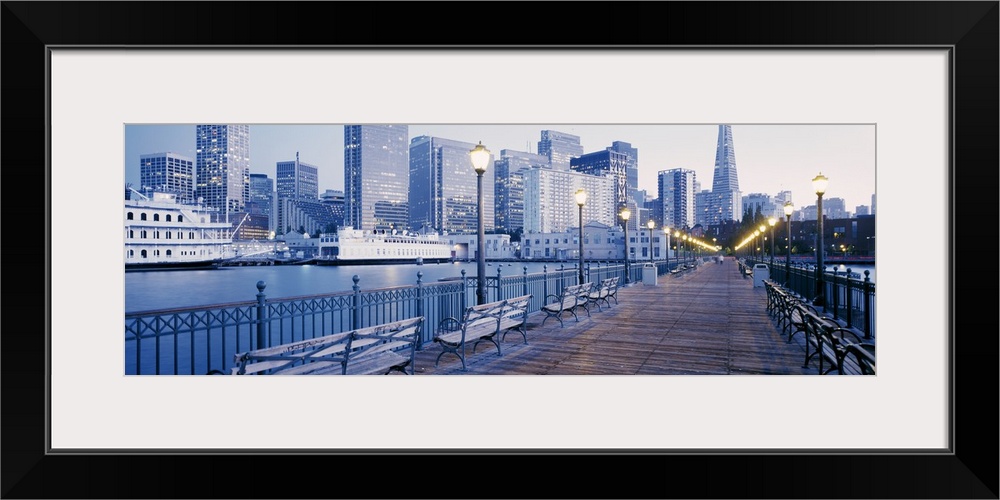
[413,258,819,375]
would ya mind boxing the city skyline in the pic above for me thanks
[124,124,876,213]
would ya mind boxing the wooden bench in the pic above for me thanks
[586,277,619,311]
[842,342,877,375]
[434,299,505,371]
[540,283,592,327]
[498,294,532,344]
[801,310,870,375]
[230,317,423,375]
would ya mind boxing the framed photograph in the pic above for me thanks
[5,2,996,498]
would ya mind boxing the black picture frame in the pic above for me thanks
[3,2,997,498]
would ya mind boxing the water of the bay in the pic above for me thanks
[125,260,875,313]
[126,261,576,313]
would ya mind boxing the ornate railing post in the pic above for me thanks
[416,271,424,348]
[820,266,828,314]
[560,263,565,292]
[351,275,361,330]
[460,269,468,312]
[832,267,840,321]
[496,265,503,301]
[585,262,591,284]
[543,265,548,301]
[845,268,854,329]
[255,280,267,350]
[523,266,529,297]
[863,270,873,339]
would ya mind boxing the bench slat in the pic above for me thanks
[232,317,422,375]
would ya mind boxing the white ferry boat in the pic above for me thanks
[314,227,454,265]
[125,191,234,271]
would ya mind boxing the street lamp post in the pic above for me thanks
[758,223,766,262]
[576,189,587,285]
[646,220,655,262]
[673,230,680,271]
[663,226,670,272]
[752,230,759,263]
[812,172,829,307]
[620,208,631,284]
[768,216,777,270]
[783,201,793,287]
[470,141,490,305]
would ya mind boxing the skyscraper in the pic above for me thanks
[344,125,409,231]
[523,167,614,233]
[571,149,629,213]
[707,124,742,224]
[495,149,548,233]
[195,124,250,217]
[139,152,194,202]
[275,152,320,234]
[658,168,697,230]
[276,152,319,202]
[537,130,583,170]
[409,135,494,234]
[608,141,639,206]
[247,173,275,233]
[712,125,739,192]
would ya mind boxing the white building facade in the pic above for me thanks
[523,167,615,234]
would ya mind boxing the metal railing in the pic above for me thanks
[761,260,876,339]
[127,264,628,375]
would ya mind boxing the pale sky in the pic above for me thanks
[124,124,876,212]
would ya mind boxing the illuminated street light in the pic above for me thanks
[783,201,794,287]
[646,220,655,262]
[620,208,631,284]
[470,141,490,305]
[576,188,587,285]
[812,172,829,307]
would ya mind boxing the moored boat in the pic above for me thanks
[314,227,453,265]
[125,191,233,272]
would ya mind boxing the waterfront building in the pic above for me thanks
[608,141,639,209]
[247,173,275,234]
[523,167,614,234]
[195,124,250,217]
[521,221,670,262]
[139,152,194,203]
[280,230,319,259]
[447,233,517,261]
[494,149,549,234]
[707,124,742,224]
[409,135,495,235]
[571,149,630,214]
[855,205,870,216]
[537,130,583,171]
[522,222,620,261]
[344,124,409,231]
[658,168,697,230]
